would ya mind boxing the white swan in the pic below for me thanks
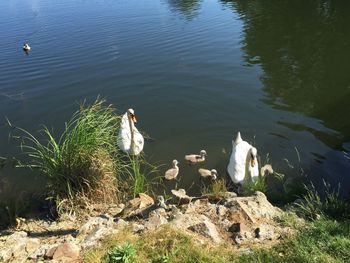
[227,132,259,185]
[117,108,144,155]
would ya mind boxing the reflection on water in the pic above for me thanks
[166,0,202,20]
[222,0,350,142]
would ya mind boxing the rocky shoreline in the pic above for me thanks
[0,191,295,262]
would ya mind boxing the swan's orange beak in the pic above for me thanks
[250,159,256,167]
[131,115,137,123]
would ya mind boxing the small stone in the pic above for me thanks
[127,197,141,209]
[255,224,275,240]
[81,225,109,249]
[223,192,238,199]
[145,214,168,230]
[131,223,145,233]
[216,205,227,217]
[52,242,80,261]
[188,219,221,243]
[156,196,168,209]
[228,222,249,234]
[0,231,28,261]
[25,238,41,254]
[171,189,192,204]
[77,215,114,240]
[139,193,154,208]
[115,218,128,229]
[45,246,57,259]
[108,203,125,216]
[28,244,51,260]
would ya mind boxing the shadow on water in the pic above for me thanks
[221,0,350,142]
[0,160,54,230]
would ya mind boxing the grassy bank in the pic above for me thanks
[84,182,350,263]
[84,216,350,263]
[4,99,158,221]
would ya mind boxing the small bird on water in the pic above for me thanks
[260,164,274,176]
[198,168,218,180]
[185,150,207,164]
[23,43,31,53]
[165,159,179,180]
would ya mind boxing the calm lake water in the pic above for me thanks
[1,0,350,204]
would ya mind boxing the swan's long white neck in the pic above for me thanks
[236,132,243,144]
[127,114,135,153]
[245,147,254,181]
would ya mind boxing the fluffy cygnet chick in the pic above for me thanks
[185,150,207,164]
[165,159,179,180]
[198,168,218,180]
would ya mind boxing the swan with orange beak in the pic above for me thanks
[227,132,259,185]
[117,108,144,155]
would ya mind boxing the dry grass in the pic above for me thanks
[201,178,228,198]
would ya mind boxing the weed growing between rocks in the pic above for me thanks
[293,180,349,221]
[106,242,136,263]
[84,213,350,263]
[201,178,228,198]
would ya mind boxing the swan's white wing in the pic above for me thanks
[227,141,252,184]
[249,158,260,183]
[132,128,144,155]
[117,113,132,153]
[117,112,144,155]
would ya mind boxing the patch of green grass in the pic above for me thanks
[85,226,233,263]
[122,155,160,199]
[85,215,350,263]
[242,175,267,195]
[236,219,350,263]
[106,243,136,263]
[294,181,349,221]
[9,98,122,206]
[201,178,227,198]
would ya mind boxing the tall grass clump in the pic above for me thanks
[8,99,122,211]
[294,180,349,220]
[242,175,267,195]
[201,178,227,198]
[118,154,160,200]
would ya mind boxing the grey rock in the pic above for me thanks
[188,220,222,243]
[25,238,41,255]
[171,189,192,204]
[78,215,118,249]
[108,203,125,216]
[223,192,238,199]
[77,215,114,240]
[115,218,129,229]
[156,195,168,209]
[131,223,145,233]
[0,231,28,261]
[144,213,168,230]
[255,224,276,240]
[46,242,80,261]
[28,244,51,260]
[172,214,221,243]
[216,205,228,217]
[81,225,110,249]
